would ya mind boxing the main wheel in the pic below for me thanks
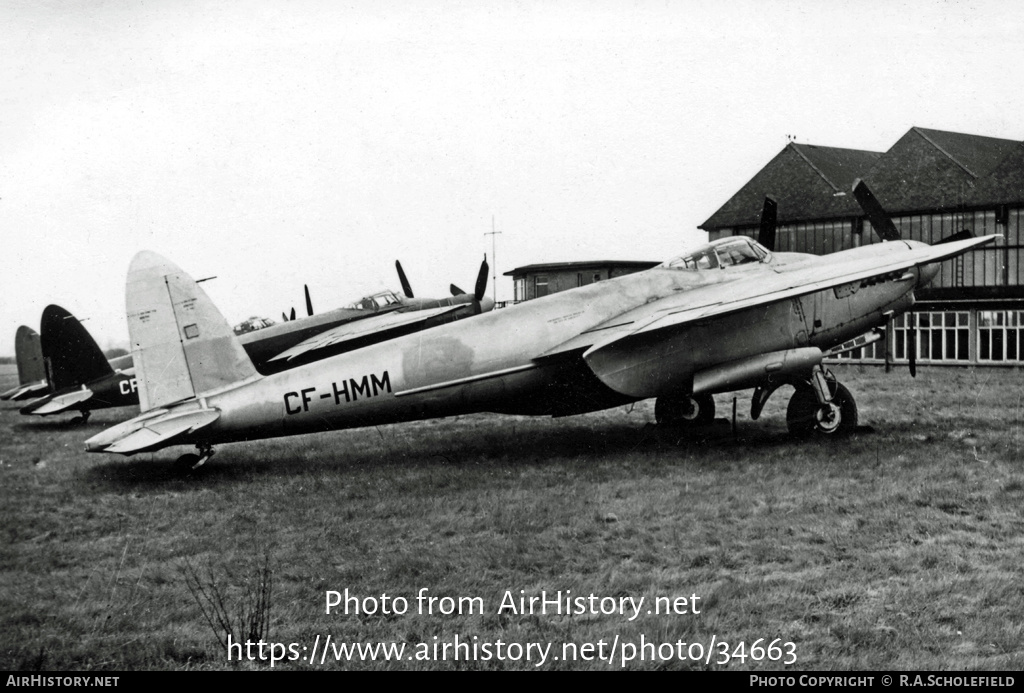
[655,393,715,427]
[786,382,858,438]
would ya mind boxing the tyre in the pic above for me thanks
[786,382,857,437]
[655,393,715,427]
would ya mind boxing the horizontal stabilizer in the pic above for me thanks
[97,408,221,455]
[2,380,49,401]
[24,388,94,415]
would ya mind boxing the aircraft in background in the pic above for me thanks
[19,259,493,421]
[18,305,137,422]
[0,326,49,401]
[245,258,493,374]
[85,180,998,470]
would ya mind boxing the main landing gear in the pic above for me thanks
[784,368,858,438]
[654,393,716,428]
[173,444,216,474]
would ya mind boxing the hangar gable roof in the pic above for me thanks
[699,143,881,230]
[862,127,1019,212]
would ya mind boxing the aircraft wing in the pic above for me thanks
[269,304,466,362]
[618,235,996,340]
[538,236,997,395]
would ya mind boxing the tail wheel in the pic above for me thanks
[655,393,716,427]
[786,382,858,437]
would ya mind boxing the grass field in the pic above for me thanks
[2,362,1023,670]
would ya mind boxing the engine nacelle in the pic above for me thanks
[691,347,823,395]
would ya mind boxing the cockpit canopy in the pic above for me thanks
[342,290,404,311]
[660,236,772,270]
[232,316,276,335]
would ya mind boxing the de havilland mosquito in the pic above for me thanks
[86,181,998,469]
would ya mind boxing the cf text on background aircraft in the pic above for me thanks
[86,181,997,469]
[0,326,48,401]
[22,261,493,421]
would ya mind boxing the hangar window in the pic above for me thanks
[978,310,1024,362]
[535,275,549,298]
[895,312,970,362]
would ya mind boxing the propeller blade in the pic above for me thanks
[282,312,288,323]
[757,196,778,251]
[908,313,917,378]
[934,229,975,245]
[304,285,313,316]
[884,316,893,374]
[474,255,489,302]
[290,307,296,321]
[450,284,465,296]
[852,179,902,242]
[396,260,414,298]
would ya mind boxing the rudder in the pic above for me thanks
[40,305,113,391]
[126,251,259,411]
[14,326,45,386]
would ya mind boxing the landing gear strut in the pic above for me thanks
[73,411,91,425]
[655,393,716,428]
[785,368,858,437]
[173,444,216,474]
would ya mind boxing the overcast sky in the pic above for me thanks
[2,0,1023,356]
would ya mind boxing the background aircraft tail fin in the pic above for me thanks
[40,305,113,391]
[127,251,259,411]
[14,325,45,386]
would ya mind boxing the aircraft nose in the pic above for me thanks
[480,297,496,313]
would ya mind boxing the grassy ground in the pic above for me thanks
[1,363,1022,670]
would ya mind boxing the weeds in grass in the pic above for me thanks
[181,552,273,653]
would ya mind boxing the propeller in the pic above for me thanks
[852,178,952,378]
[282,311,288,322]
[474,254,489,302]
[852,179,902,242]
[757,196,778,251]
[907,313,917,378]
[290,307,296,321]
[934,229,975,245]
[449,256,489,304]
[305,285,313,316]
[396,261,414,298]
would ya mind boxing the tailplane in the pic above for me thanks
[127,251,259,411]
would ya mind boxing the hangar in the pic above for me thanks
[700,127,1024,366]
[503,260,658,304]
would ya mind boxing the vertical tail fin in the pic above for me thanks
[40,305,113,391]
[14,325,45,386]
[127,251,259,411]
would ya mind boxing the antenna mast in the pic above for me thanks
[484,216,502,304]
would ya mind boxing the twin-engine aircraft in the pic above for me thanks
[18,261,493,422]
[86,182,997,469]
